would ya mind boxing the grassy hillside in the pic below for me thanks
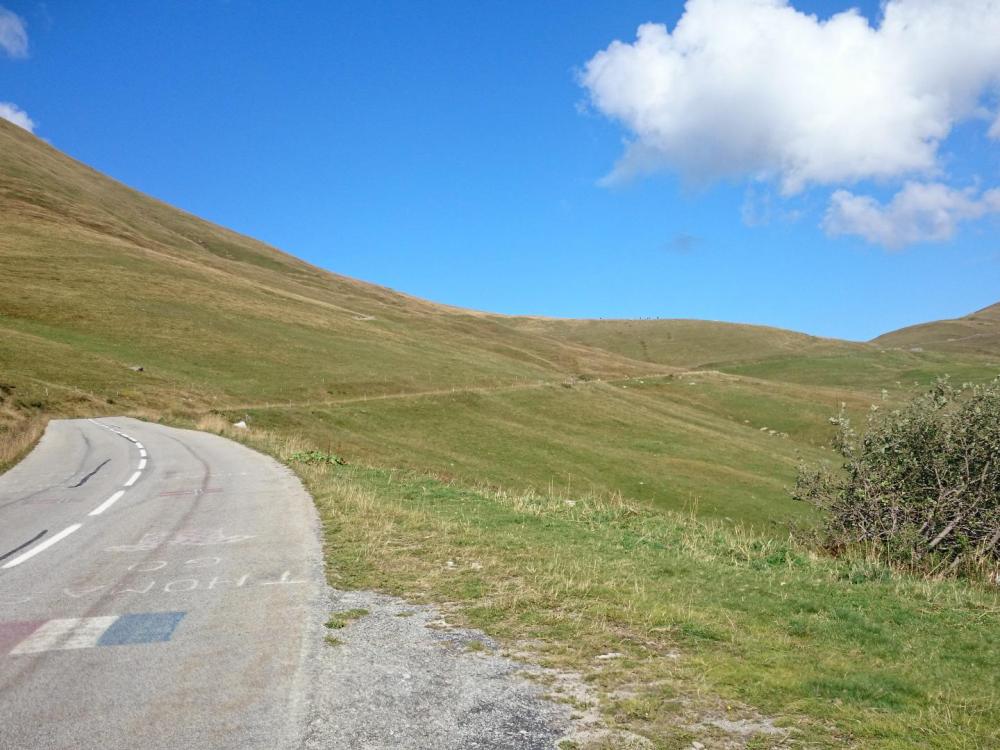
[511,316,863,369]
[0,118,660,420]
[0,117,847,527]
[874,302,1000,356]
[512,314,1000,383]
[239,374,845,527]
[3,118,998,525]
[2,118,998,747]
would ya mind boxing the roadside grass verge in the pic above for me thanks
[226,377,830,531]
[207,421,1000,749]
[208,367,993,534]
[0,412,46,475]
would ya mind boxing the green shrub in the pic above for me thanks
[289,450,346,466]
[793,377,1000,577]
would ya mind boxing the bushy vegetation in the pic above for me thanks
[289,449,347,466]
[795,378,1000,577]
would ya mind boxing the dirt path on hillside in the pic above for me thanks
[225,373,681,413]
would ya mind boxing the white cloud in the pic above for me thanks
[581,0,1000,194]
[0,101,35,132]
[0,5,27,58]
[823,182,1000,248]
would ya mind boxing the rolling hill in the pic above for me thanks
[510,315,863,369]
[3,117,1000,748]
[874,301,1000,355]
[3,117,1000,524]
[0,117,657,416]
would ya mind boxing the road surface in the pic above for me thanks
[0,418,324,750]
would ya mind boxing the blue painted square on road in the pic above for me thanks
[98,612,186,647]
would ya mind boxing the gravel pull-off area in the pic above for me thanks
[303,589,574,749]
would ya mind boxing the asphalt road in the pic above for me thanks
[0,418,324,750]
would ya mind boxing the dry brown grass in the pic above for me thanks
[194,413,311,458]
[0,414,47,474]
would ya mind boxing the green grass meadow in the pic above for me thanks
[208,424,1000,749]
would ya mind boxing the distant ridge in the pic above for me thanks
[509,317,866,369]
[873,302,1000,356]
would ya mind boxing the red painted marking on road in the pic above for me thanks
[0,620,46,656]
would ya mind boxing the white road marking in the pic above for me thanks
[10,616,117,654]
[1,524,83,569]
[89,490,125,517]
[12,421,157,556]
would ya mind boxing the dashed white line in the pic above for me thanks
[1,524,83,569]
[6,420,154,567]
[89,490,125,517]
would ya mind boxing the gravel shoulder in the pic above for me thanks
[303,588,576,749]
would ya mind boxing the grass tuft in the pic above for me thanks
[325,608,370,630]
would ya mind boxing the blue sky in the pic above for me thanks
[1,1,998,340]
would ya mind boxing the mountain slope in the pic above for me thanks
[3,119,997,527]
[0,118,662,423]
[0,119,835,526]
[873,302,1000,355]
[3,120,996,750]
[510,316,866,369]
